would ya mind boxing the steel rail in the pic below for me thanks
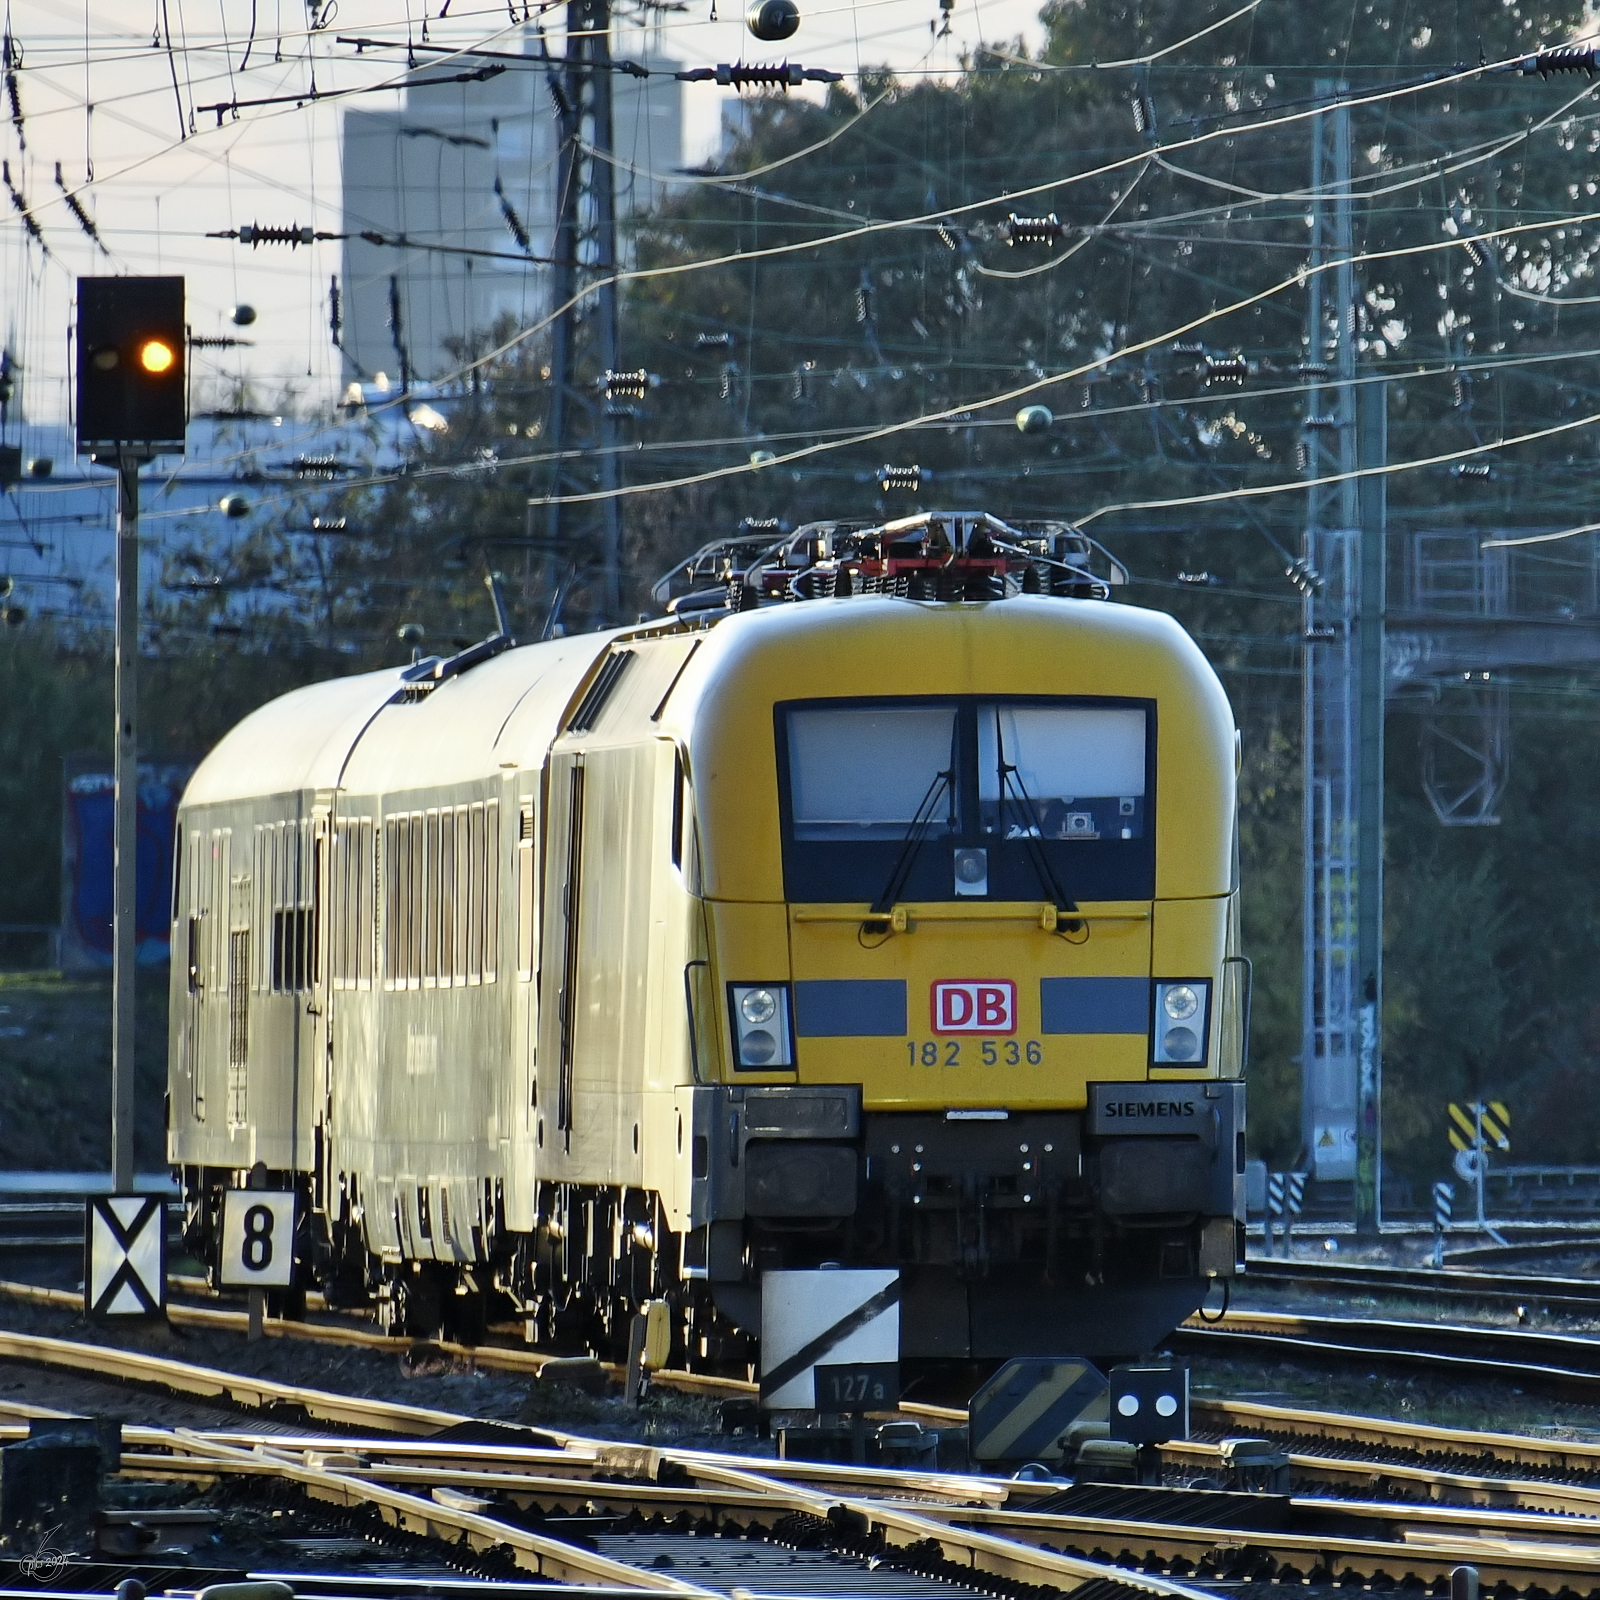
[147,1429,1218,1600]
[1203,1306,1600,1366]
[0,1327,469,1434]
[84,1419,1600,1525]
[1166,1437,1600,1518]
[148,1432,1600,1586]
[1242,1255,1600,1312]
[1175,1309,1600,1399]
[1190,1396,1600,1478]
[0,1277,969,1426]
[0,1325,1215,1600]
[14,1287,1600,1593]
[82,1423,1600,1593]
[4,1325,1598,1596]
[169,1429,717,1594]
[137,1424,1600,1593]
[932,1498,1600,1590]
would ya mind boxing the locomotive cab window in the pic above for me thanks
[778,696,1154,904]
[787,705,959,840]
[976,704,1147,843]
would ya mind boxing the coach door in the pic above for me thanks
[309,803,333,1210]
[538,752,585,1160]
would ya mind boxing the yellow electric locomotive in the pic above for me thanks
[169,511,1245,1367]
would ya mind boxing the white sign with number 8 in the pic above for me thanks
[220,1191,296,1288]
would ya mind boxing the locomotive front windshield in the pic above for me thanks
[975,704,1146,843]
[788,705,959,840]
[777,696,1155,904]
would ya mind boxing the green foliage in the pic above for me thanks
[0,629,109,924]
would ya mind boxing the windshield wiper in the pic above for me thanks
[869,768,954,917]
[993,716,1081,931]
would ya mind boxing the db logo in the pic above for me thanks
[932,979,1016,1035]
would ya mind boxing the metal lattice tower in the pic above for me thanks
[1300,85,1362,1188]
[537,0,623,625]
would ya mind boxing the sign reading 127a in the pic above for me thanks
[931,979,1016,1035]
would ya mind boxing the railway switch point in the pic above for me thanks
[1073,1437,1143,1484]
[1219,1435,1292,1494]
[537,1357,608,1395]
[0,1429,102,1546]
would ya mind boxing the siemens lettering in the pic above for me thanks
[1103,1099,1198,1119]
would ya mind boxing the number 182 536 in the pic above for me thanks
[907,1038,1043,1067]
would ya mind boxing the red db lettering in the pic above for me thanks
[931,980,1016,1035]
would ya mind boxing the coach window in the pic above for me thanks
[421,811,439,986]
[671,748,702,893]
[484,798,500,980]
[517,800,537,981]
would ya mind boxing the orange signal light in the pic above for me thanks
[138,338,176,374]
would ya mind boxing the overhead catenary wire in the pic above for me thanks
[515,195,1600,509]
[6,15,1593,515]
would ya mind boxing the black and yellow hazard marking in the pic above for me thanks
[1482,1100,1510,1150]
[968,1357,1107,1462]
[1449,1100,1510,1153]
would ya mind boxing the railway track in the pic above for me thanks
[0,1320,1598,1594]
[1176,1303,1600,1400]
[1242,1254,1600,1315]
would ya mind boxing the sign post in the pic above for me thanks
[75,275,187,1194]
[76,275,186,1284]
[111,455,137,1191]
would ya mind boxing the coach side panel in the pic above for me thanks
[328,778,519,1265]
[169,793,323,1177]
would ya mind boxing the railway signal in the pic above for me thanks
[74,276,188,1225]
[76,276,187,454]
[1109,1361,1189,1444]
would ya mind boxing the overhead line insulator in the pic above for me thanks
[676,62,844,88]
[1002,212,1065,248]
[879,464,923,492]
[208,223,345,247]
[1519,44,1600,77]
[601,368,652,399]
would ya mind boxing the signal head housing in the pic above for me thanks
[76,276,187,458]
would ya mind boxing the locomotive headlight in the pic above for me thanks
[740,987,778,1025]
[1162,984,1199,1021]
[1152,980,1211,1066]
[740,1029,778,1065]
[729,983,794,1070]
[1162,1026,1199,1061]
